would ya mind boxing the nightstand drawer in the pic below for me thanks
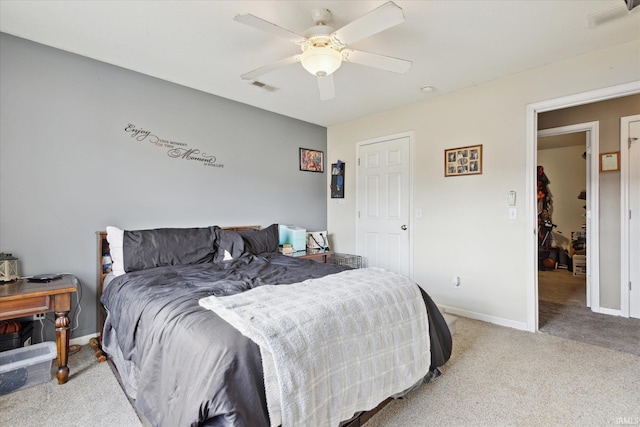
[0,295,50,318]
[303,252,330,263]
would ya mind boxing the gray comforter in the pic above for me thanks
[101,253,452,427]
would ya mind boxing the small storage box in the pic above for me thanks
[573,255,586,277]
[279,225,307,252]
[0,321,33,352]
[0,341,56,395]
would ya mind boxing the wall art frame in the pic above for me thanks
[299,148,324,173]
[444,144,483,177]
[599,151,620,172]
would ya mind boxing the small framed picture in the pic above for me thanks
[600,151,620,172]
[299,148,324,173]
[444,144,482,177]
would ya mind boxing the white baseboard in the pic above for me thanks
[439,305,529,331]
[70,332,100,346]
[593,306,622,316]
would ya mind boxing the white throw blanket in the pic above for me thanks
[198,268,431,427]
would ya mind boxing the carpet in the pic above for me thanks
[2,319,639,427]
[365,316,640,427]
[0,344,141,427]
[539,300,640,356]
[538,269,586,307]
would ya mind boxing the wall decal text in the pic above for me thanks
[124,123,224,168]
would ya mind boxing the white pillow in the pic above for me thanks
[106,226,125,277]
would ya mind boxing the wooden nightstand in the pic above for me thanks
[285,249,334,263]
[0,275,77,384]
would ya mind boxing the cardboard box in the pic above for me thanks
[573,255,586,277]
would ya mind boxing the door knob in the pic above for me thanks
[401,225,407,230]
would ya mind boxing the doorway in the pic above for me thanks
[356,132,413,277]
[536,124,598,315]
[536,128,591,331]
[525,81,640,332]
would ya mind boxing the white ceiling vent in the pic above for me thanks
[251,80,278,92]
[587,5,632,28]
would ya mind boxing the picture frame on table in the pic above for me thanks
[300,148,324,173]
[444,144,483,177]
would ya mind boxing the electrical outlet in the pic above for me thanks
[33,313,45,320]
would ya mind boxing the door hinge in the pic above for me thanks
[358,158,360,166]
[630,281,633,291]
[358,211,360,218]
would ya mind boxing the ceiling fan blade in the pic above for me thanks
[241,55,301,80]
[317,74,335,101]
[343,49,411,74]
[234,14,306,44]
[331,1,405,47]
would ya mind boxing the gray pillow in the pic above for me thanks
[238,224,279,255]
[213,228,246,262]
[123,227,215,272]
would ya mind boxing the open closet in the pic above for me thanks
[536,135,588,309]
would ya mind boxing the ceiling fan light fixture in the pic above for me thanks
[300,46,342,77]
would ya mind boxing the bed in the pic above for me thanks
[98,224,452,427]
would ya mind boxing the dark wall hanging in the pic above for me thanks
[331,161,345,198]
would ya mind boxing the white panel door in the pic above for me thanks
[628,119,640,318]
[357,136,411,276]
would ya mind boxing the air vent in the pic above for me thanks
[587,5,629,28]
[251,81,278,92]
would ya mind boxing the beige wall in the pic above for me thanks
[539,94,640,309]
[327,40,640,328]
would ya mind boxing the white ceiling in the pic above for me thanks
[1,1,639,127]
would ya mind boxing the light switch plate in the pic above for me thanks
[509,207,517,220]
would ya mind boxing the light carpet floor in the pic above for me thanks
[0,344,141,427]
[2,317,639,427]
[538,269,586,307]
[365,317,640,427]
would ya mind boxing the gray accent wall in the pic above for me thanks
[0,34,327,340]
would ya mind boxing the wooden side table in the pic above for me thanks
[0,274,78,384]
[285,249,334,263]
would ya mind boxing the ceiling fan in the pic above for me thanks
[235,1,412,100]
